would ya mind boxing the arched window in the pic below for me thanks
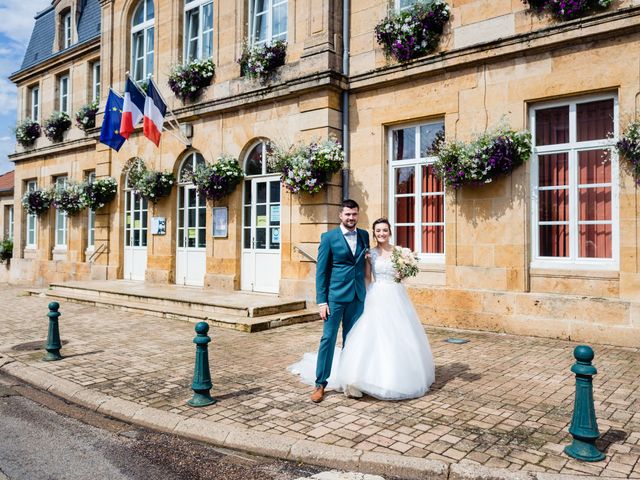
[184,0,214,62]
[244,140,275,176]
[131,0,154,82]
[179,151,206,183]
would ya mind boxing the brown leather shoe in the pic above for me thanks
[310,386,325,403]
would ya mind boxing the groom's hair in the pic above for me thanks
[341,199,359,211]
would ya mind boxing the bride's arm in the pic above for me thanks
[365,254,373,287]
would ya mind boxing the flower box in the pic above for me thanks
[22,189,52,216]
[52,182,87,215]
[168,58,215,102]
[44,112,72,142]
[615,120,640,185]
[189,155,244,201]
[75,101,99,132]
[522,0,612,21]
[83,177,118,210]
[14,118,41,148]
[238,40,287,81]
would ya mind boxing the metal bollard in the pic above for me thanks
[187,321,216,407]
[564,345,605,462]
[43,302,63,361]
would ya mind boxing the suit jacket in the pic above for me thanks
[316,226,370,305]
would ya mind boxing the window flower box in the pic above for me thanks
[522,0,612,21]
[52,182,87,215]
[238,40,287,81]
[75,101,99,132]
[188,155,244,201]
[615,120,640,185]
[43,111,72,142]
[14,118,41,148]
[22,189,52,216]
[168,58,215,102]
[83,177,118,210]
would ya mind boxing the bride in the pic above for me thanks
[289,218,435,400]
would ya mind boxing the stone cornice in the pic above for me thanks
[9,137,96,163]
[349,6,640,92]
[9,37,100,84]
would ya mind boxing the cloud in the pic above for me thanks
[0,1,50,45]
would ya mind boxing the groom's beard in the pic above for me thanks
[342,220,357,229]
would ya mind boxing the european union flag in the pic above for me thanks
[99,89,126,152]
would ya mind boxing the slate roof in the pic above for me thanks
[18,0,100,74]
[0,171,15,195]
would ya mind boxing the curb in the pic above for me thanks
[0,360,617,480]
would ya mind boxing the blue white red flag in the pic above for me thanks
[120,78,146,139]
[143,79,167,147]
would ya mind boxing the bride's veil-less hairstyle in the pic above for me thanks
[372,218,392,244]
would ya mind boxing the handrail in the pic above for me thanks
[293,244,317,263]
[88,243,107,264]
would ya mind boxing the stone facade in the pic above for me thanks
[8,0,640,346]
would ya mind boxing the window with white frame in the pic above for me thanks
[184,0,214,62]
[59,74,70,114]
[388,121,445,260]
[30,86,40,122]
[131,0,154,82]
[87,172,96,249]
[92,62,101,102]
[25,180,37,247]
[249,0,287,46]
[530,95,618,269]
[54,176,68,248]
[396,0,418,11]
[63,11,72,48]
[5,206,13,240]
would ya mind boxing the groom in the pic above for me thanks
[311,199,370,403]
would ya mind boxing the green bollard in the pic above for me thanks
[564,345,605,462]
[187,321,216,407]
[43,302,63,361]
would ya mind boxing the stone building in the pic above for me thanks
[8,0,640,346]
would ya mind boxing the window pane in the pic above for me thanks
[245,144,263,175]
[396,226,415,251]
[256,228,266,249]
[422,195,444,223]
[579,225,612,258]
[579,187,611,222]
[270,181,280,203]
[244,228,251,248]
[202,3,214,58]
[393,128,416,160]
[539,225,569,257]
[198,204,206,227]
[146,28,154,75]
[198,229,206,248]
[422,165,442,193]
[254,0,267,14]
[535,106,569,146]
[579,149,611,184]
[133,2,144,25]
[577,99,614,142]
[395,196,415,223]
[273,3,287,37]
[538,153,568,187]
[257,183,267,203]
[244,206,251,226]
[422,226,444,254]
[270,227,280,249]
[395,167,415,194]
[420,123,444,157]
[253,13,267,43]
[244,180,251,204]
[146,0,154,20]
[539,189,569,222]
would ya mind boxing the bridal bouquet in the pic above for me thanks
[391,246,420,283]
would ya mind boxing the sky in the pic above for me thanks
[0,0,51,175]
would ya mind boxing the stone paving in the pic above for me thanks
[0,286,639,478]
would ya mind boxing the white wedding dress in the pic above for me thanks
[288,248,436,400]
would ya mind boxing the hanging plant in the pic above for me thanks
[374,0,450,62]
[75,101,99,132]
[51,182,87,215]
[189,155,244,201]
[135,171,176,203]
[614,120,640,185]
[521,0,612,21]
[0,238,13,263]
[43,111,72,142]
[433,127,532,189]
[268,137,344,194]
[21,189,52,215]
[168,58,215,102]
[83,177,118,210]
[238,40,287,80]
[14,118,41,148]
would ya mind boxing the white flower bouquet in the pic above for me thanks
[391,246,419,283]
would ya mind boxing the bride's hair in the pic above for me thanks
[372,217,391,233]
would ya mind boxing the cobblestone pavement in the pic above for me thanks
[1,287,639,478]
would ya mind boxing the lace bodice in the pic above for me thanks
[370,248,397,284]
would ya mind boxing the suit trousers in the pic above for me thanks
[315,299,365,388]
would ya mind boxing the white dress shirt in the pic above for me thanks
[340,224,358,256]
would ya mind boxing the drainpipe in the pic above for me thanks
[341,0,350,201]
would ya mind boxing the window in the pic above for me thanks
[396,0,418,11]
[30,86,40,122]
[92,62,101,102]
[25,180,37,247]
[6,206,13,240]
[63,11,72,48]
[249,0,287,46]
[87,172,96,249]
[530,95,618,269]
[131,0,154,82]
[54,176,68,248]
[388,121,445,260]
[184,0,214,62]
[244,140,275,176]
[59,75,70,114]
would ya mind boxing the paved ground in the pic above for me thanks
[0,286,639,478]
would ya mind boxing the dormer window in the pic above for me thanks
[60,9,73,49]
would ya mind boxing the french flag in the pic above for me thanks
[143,79,167,147]
[120,78,146,139]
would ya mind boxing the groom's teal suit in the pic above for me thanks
[315,226,370,387]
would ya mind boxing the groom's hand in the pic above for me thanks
[319,304,330,321]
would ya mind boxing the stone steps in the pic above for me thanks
[28,281,320,333]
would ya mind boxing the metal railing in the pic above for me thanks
[88,243,107,264]
[293,244,317,263]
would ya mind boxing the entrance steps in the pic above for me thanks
[28,280,320,333]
